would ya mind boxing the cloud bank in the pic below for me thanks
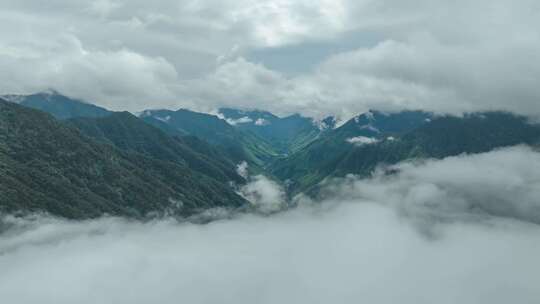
[1,0,540,119]
[316,145,540,227]
[1,146,540,303]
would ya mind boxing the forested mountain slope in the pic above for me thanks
[68,112,244,184]
[0,99,247,219]
[140,109,280,168]
[271,111,540,194]
[218,108,334,154]
[2,91,111,120]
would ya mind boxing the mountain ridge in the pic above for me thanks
[2,92,111,120]
[0,99,248,219]
[4,91,540,219]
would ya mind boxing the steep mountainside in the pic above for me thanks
[271,111,540,194]
[9,92,278,170]
[5,91,540,208]
[68,112,244,184]
[140,109,279,168]
[3,91,111,119]
[270,111,432,188]
[0,99,247,219]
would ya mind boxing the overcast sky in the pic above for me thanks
[1,0,539,119]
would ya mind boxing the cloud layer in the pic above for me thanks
[2,146,540,303]
[317,145,540,227]
[1,0,540,119]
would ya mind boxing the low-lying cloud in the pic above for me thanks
[239,175,286,213]
[316,145,540,227]
[236,161,287,213]
[346,136,380,146]
[1,146,540,303]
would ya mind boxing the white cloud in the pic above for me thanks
[288,33,540,117]
[236,161,249,179]
[240,175,286,213]
[254,118,269,126]
[226,116,254,125]
[317,145,540,226]
[180,57,289,114]
[88,0,122,18]
[0,34,181,111]
[228,0,348,47]
[235,162,286,213]
[346,136,380,146]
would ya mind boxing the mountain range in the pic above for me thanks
[2,91,539,219]
[217,108,334,155]
[0,97,247,219]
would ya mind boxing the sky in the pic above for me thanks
[2,146,540,303]
[1,0,540,119]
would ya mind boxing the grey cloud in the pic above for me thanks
[171,0,540,119]
[315,145,540,226]
[0,34,181,111]
[1,0,540,118]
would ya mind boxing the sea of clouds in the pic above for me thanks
[1,146,540,304]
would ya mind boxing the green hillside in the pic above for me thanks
[140,109,280,169]
[0,99,247,219]
[271,111,540,194]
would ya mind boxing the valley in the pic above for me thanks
[2,92,540,219]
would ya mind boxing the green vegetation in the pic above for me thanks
[218,108,330,155]
[7,91,112,119]
[140,109,280,169]
[0,100,247,219]
[68,112,244,184]
[3,92,540,219]
[270,111,540,195]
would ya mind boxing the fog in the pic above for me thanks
[316,145,540,227]
[1,146,540,304]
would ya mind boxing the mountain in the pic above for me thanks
[270,110,433,190]
[4,90,540,212]
[3,91,112,119]
[67,112,244,184]
[140,109,279,168]
[218,108,279,126]
[218,108,332,154]
[6,91,279,169]
[270,111,540,194]
[334,110,433,139]
[0,99,247,219]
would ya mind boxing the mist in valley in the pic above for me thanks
[1,146,540,304]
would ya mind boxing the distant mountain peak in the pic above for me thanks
[313,116,337,131]
[218,107,278,126]
[1,90,63,103]
[155,115,171,123]
[2,91,111,120]
[217,107,326,154]
[353,110,378,124]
